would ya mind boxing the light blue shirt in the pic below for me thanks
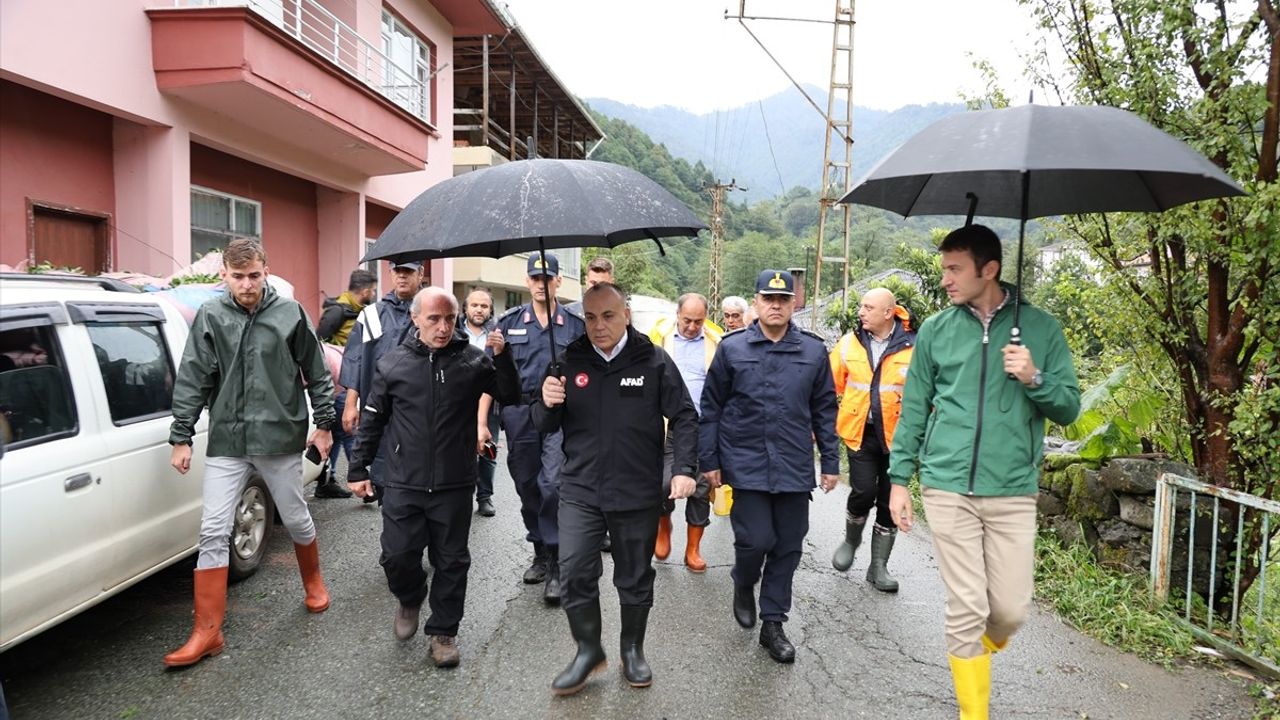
[671,331,707,415]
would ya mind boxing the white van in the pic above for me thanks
[0,274,322,651]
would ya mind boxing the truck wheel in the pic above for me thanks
[228,473,274,582]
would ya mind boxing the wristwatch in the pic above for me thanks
[1030,370,1043,389]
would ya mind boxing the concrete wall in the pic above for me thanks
[0,81,116,267]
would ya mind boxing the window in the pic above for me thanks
[504,290,522,311]
[86,324,175,425]
[0,326,77,447]
[381,10,431,122]
[190,186,262,261]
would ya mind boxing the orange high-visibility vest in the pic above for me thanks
[830,306,914,451]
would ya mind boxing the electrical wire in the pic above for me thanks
[758,100,787,194]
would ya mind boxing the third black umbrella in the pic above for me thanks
[839,103,1245,346]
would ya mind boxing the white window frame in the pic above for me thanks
[190,185,263,261]
[380,9,431,122]
[363,239,383,296]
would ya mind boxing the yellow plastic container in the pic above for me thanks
[712,485,734,516]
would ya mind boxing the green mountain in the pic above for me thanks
[586,86,965,202]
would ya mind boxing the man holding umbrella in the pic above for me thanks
[887,225,1079,719]
[496,253,586,604]
[532,281,698,695]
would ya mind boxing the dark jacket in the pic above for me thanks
[531,327,698,512]
[339,291,414,397]
[170,285,336,456]
[347,331,520,492]
[315,291,363,345]
[699,321,841,492]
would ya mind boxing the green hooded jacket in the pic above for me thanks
[888,287,1080,496]
[169,285,337,457]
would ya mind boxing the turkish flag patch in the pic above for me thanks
[574,372,590,388]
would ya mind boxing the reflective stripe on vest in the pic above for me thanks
[359,304,384,343]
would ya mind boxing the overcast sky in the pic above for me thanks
[498,0,1042,113]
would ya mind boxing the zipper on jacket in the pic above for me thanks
[967,325,990,495]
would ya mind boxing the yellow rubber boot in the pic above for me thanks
[948,651,991,720]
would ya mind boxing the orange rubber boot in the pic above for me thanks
[164,566,228,668]
[685,525,707,573]
[295,539,331,613]
[654,515,672,560]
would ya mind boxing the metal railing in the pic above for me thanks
[176,0,429,123]
[1151,472,1279,678]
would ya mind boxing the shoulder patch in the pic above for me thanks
[721,327,748,339]
[564,305,584,321]
[498,305,523,323]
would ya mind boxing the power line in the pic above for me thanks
[758,100,787,194]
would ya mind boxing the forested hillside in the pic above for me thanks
[587,86,963,202]
[585,110,1039,301]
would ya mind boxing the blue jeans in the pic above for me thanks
[327,395,354,481]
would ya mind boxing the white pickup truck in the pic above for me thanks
[0,273,323,652]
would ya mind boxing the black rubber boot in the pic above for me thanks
[733,584,757,629]
[314,477,353,499]
[524,542,549,584]
[551,601,607,696]
[619,605,652,688]
[759,621,796,664]
[866,526,900,593]
[831,514,866,571]
[543,545,562,606]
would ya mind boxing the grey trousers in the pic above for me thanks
[197,453,316,568]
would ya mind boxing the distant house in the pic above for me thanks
[1038,240,1097,273]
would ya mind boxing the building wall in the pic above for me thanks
[0,81,116,267]
[1,0,458,289]
[190,144,322,319]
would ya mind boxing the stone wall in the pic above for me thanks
[1038,456,1221,594]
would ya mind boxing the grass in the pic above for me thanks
[1033,532,1197,665]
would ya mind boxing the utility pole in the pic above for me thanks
[704,178,745,314]
[729,1,857,329]
[812,0,857,328]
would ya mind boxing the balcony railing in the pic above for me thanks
[176,0,429,124]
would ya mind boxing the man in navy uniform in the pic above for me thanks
[496,253,586,604]
[700,269,841,664]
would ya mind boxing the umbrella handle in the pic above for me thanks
[1006,326,1021,380]
[965,193,979,226]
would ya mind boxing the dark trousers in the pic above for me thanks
[327,394,354,481]
[729,489,810,623]
[502,405,563,547]
[559,499,660,611]
[847,424,895,529]
[660,429,710,527]
[476,413,499,501]
[379,486,473,637]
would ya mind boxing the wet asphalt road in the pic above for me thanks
[0,458,1258,720]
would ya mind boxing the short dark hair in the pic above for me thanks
[348,269,377,291]
[587,257,614,274]
[939,224,1002,275]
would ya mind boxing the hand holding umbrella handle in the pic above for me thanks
[1007,326,1022,381]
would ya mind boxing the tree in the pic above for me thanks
[1022,0,1279,597]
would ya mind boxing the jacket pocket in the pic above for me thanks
[922,411,938,455]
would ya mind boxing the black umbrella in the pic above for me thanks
[839,103,1245,348]
[362,158,707,363]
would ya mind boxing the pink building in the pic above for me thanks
[0,0,541,318]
